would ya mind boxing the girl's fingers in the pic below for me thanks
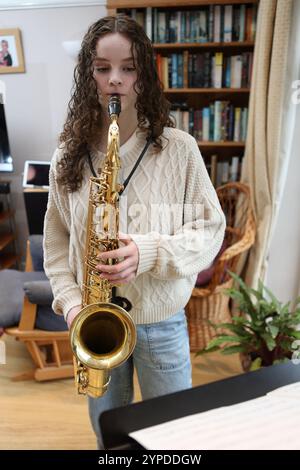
[100,267,135,282]
[99,242,133,261]
[96,257,132,274]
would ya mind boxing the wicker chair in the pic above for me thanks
[185,182,256,351]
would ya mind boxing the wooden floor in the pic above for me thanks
[0,334,242,450]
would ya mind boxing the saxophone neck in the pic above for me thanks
[100,117,121,196]
[107,118,120,167]
[107,94,121,167]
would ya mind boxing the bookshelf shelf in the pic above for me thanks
[0,209,14,223]
[198,141,245,147]
[0,253,19,270]
[154,41,255,49]
[165,88,250,93]
[0,182,19,269]
[108,0,258,9]
[0,232,15,251]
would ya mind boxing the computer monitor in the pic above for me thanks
[23,160,50,189]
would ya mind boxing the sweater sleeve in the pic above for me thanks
[130,136,226,281]
[43,148,82,317]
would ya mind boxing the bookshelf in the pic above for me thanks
[0,181,19,269]
[107,0,258,186]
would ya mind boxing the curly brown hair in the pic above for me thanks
[57,14,174,192]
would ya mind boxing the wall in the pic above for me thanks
[0,4,106,259]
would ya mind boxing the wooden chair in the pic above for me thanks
[185,182,256,352]
[4,240,74,382]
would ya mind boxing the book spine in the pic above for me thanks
[214,101,221,141]
[171,53,178,88]
[146,7,152,41]
[202,107,210,141]
[214,5,221,42]
[224,5,233,42]
[214,52,223,88]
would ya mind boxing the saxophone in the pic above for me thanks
[69,95,136,398]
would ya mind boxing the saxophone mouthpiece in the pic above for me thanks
[108,94,121,118]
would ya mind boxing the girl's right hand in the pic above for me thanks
[66,304,82,329]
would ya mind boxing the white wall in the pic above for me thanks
[0,4,106,257]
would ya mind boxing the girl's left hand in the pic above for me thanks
[96,232,139,284]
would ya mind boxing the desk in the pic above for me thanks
[100,361,300,450]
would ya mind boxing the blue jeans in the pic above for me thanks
[88,309,192,448]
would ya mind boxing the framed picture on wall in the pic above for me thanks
[0,28,25,74]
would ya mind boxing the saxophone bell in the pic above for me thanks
[70,302,136,397]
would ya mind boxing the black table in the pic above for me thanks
[100,361,300,450]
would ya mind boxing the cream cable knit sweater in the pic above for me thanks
[43,127,225,324]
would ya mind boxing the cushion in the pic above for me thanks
[195,263,215,287]
[23,280,53,305]
[0,269,67,331]
[195,239,227,287]
[35,305,68,331]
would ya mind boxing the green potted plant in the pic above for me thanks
[196,272,300,371]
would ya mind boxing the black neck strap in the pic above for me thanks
[87,135,153,195]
